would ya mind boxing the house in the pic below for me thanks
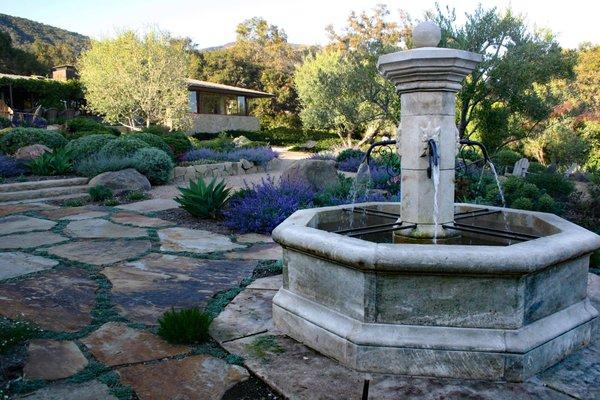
[186,79,273,133]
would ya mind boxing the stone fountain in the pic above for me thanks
[271,21,600,381]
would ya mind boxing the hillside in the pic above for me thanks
[0,13,89,52]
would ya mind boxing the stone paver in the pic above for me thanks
[236,233,274,244]
[102,253,256,324]
[60,211,109,221]
[246,275,283,290]
[217,273,600,400]
[64,219,147,239]
[117,354,249,400]
[210,287,278,343]
[0,215,55,235]
[224,243,282,260]
[158,227,244,254]
[81,322,189,366]
[15,380,117,400]
[0,251,58,280]
[39,206,104,221]
[116,198,179,213]
[47,239,151,266]
[110,211,172,228]
[0,203,55,218]
[0,231,68,250]
[0,268,96,332]
[23,339,88,380]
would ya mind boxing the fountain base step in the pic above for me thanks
[273,289,597,381]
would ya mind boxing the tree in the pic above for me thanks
[0,31,46,75]
[295,5,402,146]
[78,30,190,130]
[427,5,576,152]
[29,39,81,71]
[194,18,304,128]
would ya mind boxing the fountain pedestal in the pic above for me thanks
[377,24,482,239]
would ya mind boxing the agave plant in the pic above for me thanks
[27,148,72,176]
[175,177,231,219]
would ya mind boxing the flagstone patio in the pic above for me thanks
[0,200,283,399]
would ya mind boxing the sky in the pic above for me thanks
[1,0,599,49]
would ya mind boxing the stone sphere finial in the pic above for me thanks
[412,21,441,48]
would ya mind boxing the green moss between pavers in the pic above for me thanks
[245,335,286,361]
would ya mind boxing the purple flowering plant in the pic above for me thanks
[182,146,278,166]
[224,177,314,233]
[0,154,26,178]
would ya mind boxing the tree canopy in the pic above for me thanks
[428,5,576,151]
[295,5,402,146]
[191,18,305,128]
[78,30,190,130]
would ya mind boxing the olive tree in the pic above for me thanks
[78,30,190,130]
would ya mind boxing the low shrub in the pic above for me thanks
[0,128,67,154]
[183,146,278,166]
[229,127,338,146]
[526,172,574,199]
[99,137,150,159]
[511,197,534,210]
[27,148,72,175]
[196,133,236,152]
[336,148,365,162]
[0,319,39,354]
[74,154,135,177]
[157,308,212,344]
[131,148,173,184]
[125,191,149,202]
[528,162,546,174]
[65,134,116,162]
[337,156,363,172]
[103,198,120,206]
[0,154,25,177]
[143,127,192,157]
[175,177,231,218]
[0,116,11,129]
[492,149,522,170]
[64,117,119,139]
[88,185,113,202]
[224,178,314,234]
[127,132,174,159]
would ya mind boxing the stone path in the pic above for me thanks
[212,274,600,400]
[0,199,283,399]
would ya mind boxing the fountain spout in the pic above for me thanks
[427,139,439,179]
[459,138,491,163]
[364,139,397,167]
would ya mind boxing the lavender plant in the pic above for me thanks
[224,177,314,233]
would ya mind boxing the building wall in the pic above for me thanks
[190,113,259,133]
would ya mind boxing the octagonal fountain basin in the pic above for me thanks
[271,202,600,381]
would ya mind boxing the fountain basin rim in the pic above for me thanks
[273,288,597,354]
[271,202,600,275]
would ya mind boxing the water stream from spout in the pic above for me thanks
[431,162,440,244]
[349,161,373,227]
[487,161,506,207]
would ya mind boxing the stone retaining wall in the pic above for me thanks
[171,159,263,183]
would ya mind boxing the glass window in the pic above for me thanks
[224,96,239,115]
[199,93,222,114]
[237,96,247,116]
[188,91,197,113]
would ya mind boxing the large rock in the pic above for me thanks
[14,144,52,160]
[88,168,150,194]
[281,159,338,191]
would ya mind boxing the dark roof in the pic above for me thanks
[186,78,273,98]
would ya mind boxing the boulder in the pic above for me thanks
[14,144,52,160]
[89,169,151,194]
[281,159,338,191]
